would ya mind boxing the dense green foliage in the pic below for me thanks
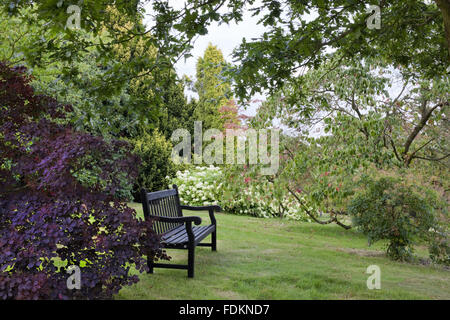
[0,6,160,138]
[348,176,446,261]
[156,77,197,140]
[230,0,450,100]
[0,6,194,193]
[129,129,177,200]
[3,1,448,103]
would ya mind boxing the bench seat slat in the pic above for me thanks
[161,225,186,239]
[163,227,189,243]
[193,225,216,245]
[162,225,216,245]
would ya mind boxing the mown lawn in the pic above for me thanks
[116,203,450,300]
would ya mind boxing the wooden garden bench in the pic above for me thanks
[141,185,221,278]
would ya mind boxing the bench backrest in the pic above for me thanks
[141,185,183,235]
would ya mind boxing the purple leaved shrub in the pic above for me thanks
[0,62,164,299]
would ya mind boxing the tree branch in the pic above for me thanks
[403,101,447,164]
[287,186,352,230]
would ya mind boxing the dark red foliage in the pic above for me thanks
[0,62,163,300]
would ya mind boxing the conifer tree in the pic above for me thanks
[194,43,233,130]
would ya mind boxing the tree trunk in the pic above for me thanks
[435,0,450,60]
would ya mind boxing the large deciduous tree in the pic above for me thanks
[250,54,449,229]
[231,0,450,100]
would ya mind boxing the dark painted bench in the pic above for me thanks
[141,185,221,278]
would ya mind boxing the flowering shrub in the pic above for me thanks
[171,166,310,221]
[171,166,222,206]
[221,181,310,221]
[0,63,164,300]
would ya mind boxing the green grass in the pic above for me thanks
[116,203,450,300]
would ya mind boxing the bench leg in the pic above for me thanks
[212,231,217,251]
[188,245,195,278]
[147,256,154,274]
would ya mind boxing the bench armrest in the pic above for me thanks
[181,205,221,225]
[148,215,202,226]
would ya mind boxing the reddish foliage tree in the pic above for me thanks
[0,62,163,300]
